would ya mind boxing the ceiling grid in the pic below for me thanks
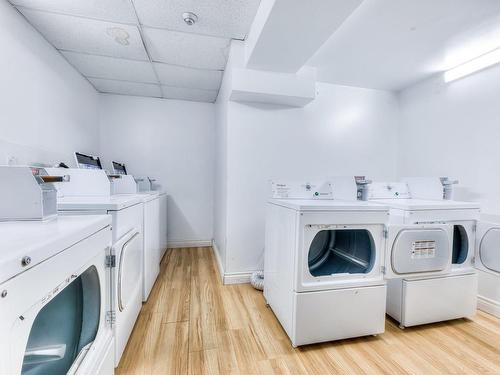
[9,0,261,102]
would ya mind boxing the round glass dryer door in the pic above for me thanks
[22,266,101,375]
[308,229,375,277]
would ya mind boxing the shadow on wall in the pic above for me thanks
[166,195,198,243]
[235,101,301,111]
[454,186,481,202]
[0,139,75,167]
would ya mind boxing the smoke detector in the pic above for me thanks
[107,27,130,46]
[182,12,198,26]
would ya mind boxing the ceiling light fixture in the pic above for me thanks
[182,12,198,26]
[106,27,130,46]
[444,47,500,83]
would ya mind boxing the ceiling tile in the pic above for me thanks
[162,86,218,102]
[133,0,261,39]
[11,0,137,23]
[19,8,149,60]
[154,63,222,90]
[90,78,162,97]
[63,51,157,83]
[143,27,230,70]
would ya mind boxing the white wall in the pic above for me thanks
[99,94,215,247]
[0,2,99,166]
[398,64,500,316]
[398,64,500,214]
[216,82,399,277]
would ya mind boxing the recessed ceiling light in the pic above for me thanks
[182,12,198,26]
[106,27,130,46]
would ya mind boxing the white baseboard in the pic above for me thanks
[478,295,500,318]
[167,240,212,248]
[211,240,252,285]
[223,271,253,285]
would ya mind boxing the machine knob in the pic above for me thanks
[21,256,32,267]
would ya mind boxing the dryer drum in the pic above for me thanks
[21,266,101,374]
[308,229,375,276]
[452,225,468,264]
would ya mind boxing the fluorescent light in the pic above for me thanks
[444,47,500,83]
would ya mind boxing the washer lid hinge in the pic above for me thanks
[383,228,388,238]
[381,266,386,274]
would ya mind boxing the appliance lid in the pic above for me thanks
[0,215,111,284]
[268,199,389,211]
[57,195,142,211]
[370,198,480,211]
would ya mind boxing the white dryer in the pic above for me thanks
[136,176,168,260]
[404,177,500,317]
[46,168,144,367]
[366,179,479,327]
[475,214,500,317]
[264,178,388,347]
[0,215,114,375]
[109,170,161,301]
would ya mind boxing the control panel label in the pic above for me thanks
[411,240,436,259]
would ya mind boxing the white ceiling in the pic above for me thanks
[308,0,500,91]
[9,0,261,102]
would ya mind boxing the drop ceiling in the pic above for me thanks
[308,0,500,91]
[9,0,261,102]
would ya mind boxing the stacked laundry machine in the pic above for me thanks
[0,166,114,375]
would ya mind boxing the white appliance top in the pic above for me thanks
[137,191,160,202]
[0,215,111,284]
[269,199,389,211]
[371,198,480,211]
[57,195,142,211]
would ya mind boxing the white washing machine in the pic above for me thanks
[136,176,168,260]
[109,169,161,301]
[264,178,388,347]
[366,179,479,327]
[0,213,114,375]
[46,168,144,367]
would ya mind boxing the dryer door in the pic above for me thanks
[298,223,385,292]
[476,220,500,274]
[384,223,453,279]
[114,229,142,312]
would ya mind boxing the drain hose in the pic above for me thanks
[250,270,264,291]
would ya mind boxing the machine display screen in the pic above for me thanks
[75,152,102,170]
[112,161,127,175]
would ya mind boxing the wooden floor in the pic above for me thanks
[117,247,500,375]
